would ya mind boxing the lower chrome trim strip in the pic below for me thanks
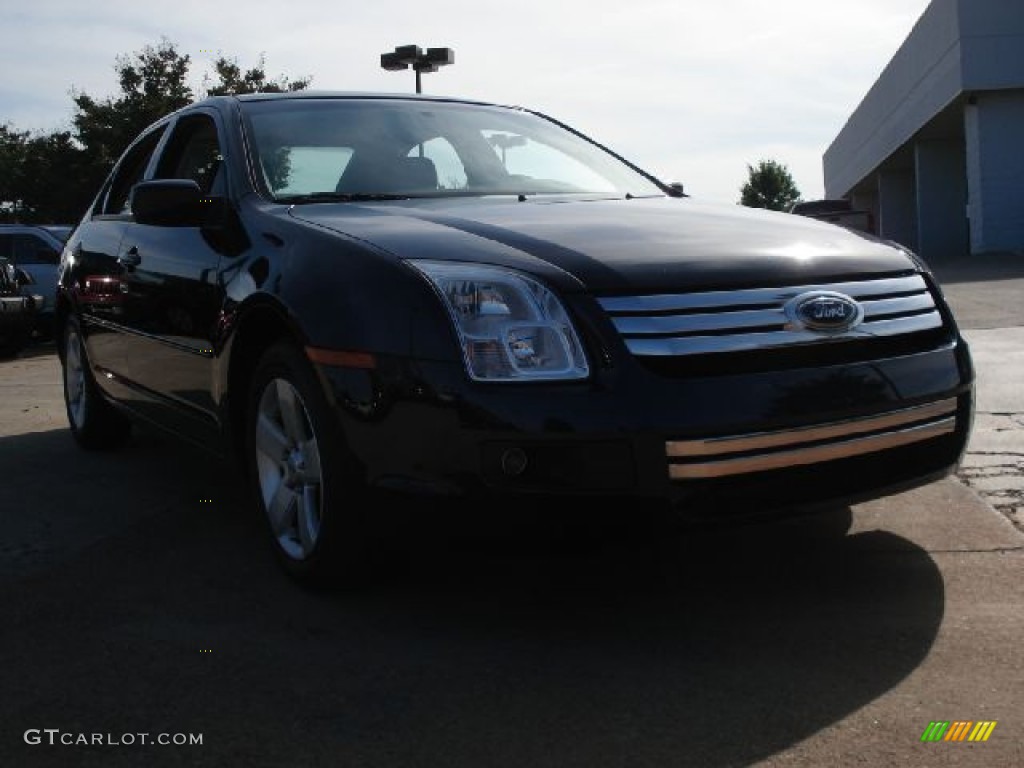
[667,398,958,458]
[668,417,956,480]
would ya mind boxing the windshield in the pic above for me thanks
[241,98,665,202]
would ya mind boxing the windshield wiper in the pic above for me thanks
[276,192,415,204]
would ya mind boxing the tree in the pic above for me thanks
[203,53,311,96]
[18,131,97,223]
[739,159,801,211]
[1,41,310,223]
[72,39,194,180]
[1,127,97,223]
[200,54,311,190]
[0,124,29,220]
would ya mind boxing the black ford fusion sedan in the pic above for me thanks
[56,92,973,583]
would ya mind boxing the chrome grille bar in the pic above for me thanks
[598,275,928,314]
[597,274,943,357]
[624,312,942,356]
[666,398,958,480]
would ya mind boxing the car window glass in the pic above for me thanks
[481,130,616,194]
[105,128,165,215]
[244,101,663,199]
[270,146,354,195]
[0,257,17,291]
[7,234,60,265]
[156,115,224,195]
[407,138,467,190]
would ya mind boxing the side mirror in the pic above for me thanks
[131,179,224,227]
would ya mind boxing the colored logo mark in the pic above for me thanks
[920,720,997,742]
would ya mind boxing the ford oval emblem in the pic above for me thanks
[785,291,863,332]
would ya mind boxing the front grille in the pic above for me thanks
[597,274,944,358]
[665,397,958,480]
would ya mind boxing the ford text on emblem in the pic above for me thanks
[785,291,863,332]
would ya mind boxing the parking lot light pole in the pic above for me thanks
[380,45,454,94]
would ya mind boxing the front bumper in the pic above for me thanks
[316,336,974,514]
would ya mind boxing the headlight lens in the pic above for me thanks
[410,261,590,382]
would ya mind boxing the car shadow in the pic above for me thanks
[0,428,944,768]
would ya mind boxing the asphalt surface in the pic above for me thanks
[1,257,1022,767]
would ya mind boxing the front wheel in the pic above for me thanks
[246,343,369,586]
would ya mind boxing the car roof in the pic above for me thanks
[145,91,533,139]
[0,223,67,244]
[193,90,516,112]
[0,223,62,232]
[233,90,496,104]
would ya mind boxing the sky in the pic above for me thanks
[0,0,932,204]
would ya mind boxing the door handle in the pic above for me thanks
[118,247,141,268]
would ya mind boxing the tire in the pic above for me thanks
[246,342,370,587]
[62,316,132,450]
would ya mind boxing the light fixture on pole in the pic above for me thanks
[380,45,454,94]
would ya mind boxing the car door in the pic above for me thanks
[71,127,166,384]
[114,111,228,442]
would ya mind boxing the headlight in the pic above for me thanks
[410,261,590,382]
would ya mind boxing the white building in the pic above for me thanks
[824,0,1024,260]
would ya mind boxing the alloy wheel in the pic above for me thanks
[255,378,324,561]
[64,328,86,429]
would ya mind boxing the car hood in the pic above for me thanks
[289,196,919,294]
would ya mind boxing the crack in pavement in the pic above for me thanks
[957,456,1024,531]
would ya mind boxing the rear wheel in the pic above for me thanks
[62,316,131,450]
[246,343,369,586]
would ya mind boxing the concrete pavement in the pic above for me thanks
[932,253,1024,532]
[958,328,1024,530]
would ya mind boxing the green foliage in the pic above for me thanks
[20,131,95,223]
[0,124,29,220]
[203,53,311,96]
[200,52,311,190]
[57,39,195,217]
[739,159,801,211]
[72,39,193,176]
[260,147,295,193]
[1,40,310,223]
